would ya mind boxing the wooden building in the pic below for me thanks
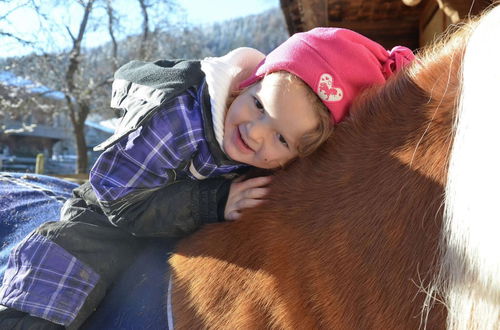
[0,75,112,173]
[280,0,493,49]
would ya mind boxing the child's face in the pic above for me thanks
[223,73,319,169]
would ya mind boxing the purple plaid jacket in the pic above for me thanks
[90,83,241,202]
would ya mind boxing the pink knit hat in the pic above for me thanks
[239,28,415,124]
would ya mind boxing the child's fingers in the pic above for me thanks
[231,176,271,195]
[240,176,272,188]
[244,187,269,199]
[225,210,240,221]
[225,197,266,221]
[237,198,265,210]
[225,176,272,221]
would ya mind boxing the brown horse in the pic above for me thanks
[169,6,500,329]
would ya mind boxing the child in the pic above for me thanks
[0,28,413,329]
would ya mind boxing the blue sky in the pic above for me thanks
[0,0,280,58]
[177,0,279,24]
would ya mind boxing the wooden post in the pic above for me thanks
[35,153,45,174]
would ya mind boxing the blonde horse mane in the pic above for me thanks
[439,5,500,329]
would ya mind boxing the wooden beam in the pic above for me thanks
[280,0,300,35]
[326,19,419,35]
[280,0,298,35]
[301,0,329,30]
[327,19,420,49]
[438,0,493,19]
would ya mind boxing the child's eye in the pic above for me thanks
[278,134,289,148]
[253,97,264,112]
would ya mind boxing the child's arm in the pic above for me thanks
[91,176,232,237]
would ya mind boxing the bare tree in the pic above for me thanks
[106,0,119,72]
[63,0,95,174]
[137,0,150,59]
[1,0,180,173]
[0,0,34,49]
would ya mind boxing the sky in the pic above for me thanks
[0,0,280,58]
[177,0,278,25]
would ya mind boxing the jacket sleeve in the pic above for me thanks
[79,177,231,237]
[89,86,202,200]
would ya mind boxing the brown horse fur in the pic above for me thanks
[169,8,498,329]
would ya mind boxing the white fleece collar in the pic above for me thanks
[200,57,239,151]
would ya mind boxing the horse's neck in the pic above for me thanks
[170,90,452,329]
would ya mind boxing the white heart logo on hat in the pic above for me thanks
[317,73,343,102]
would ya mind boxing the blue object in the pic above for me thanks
[0,172,174,329]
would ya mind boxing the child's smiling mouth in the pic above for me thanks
[235,126,254,154]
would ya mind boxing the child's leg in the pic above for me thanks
[0,195,145,329]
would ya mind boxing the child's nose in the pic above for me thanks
[247,119,271,144]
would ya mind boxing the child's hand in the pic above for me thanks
[224,176,272,221]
